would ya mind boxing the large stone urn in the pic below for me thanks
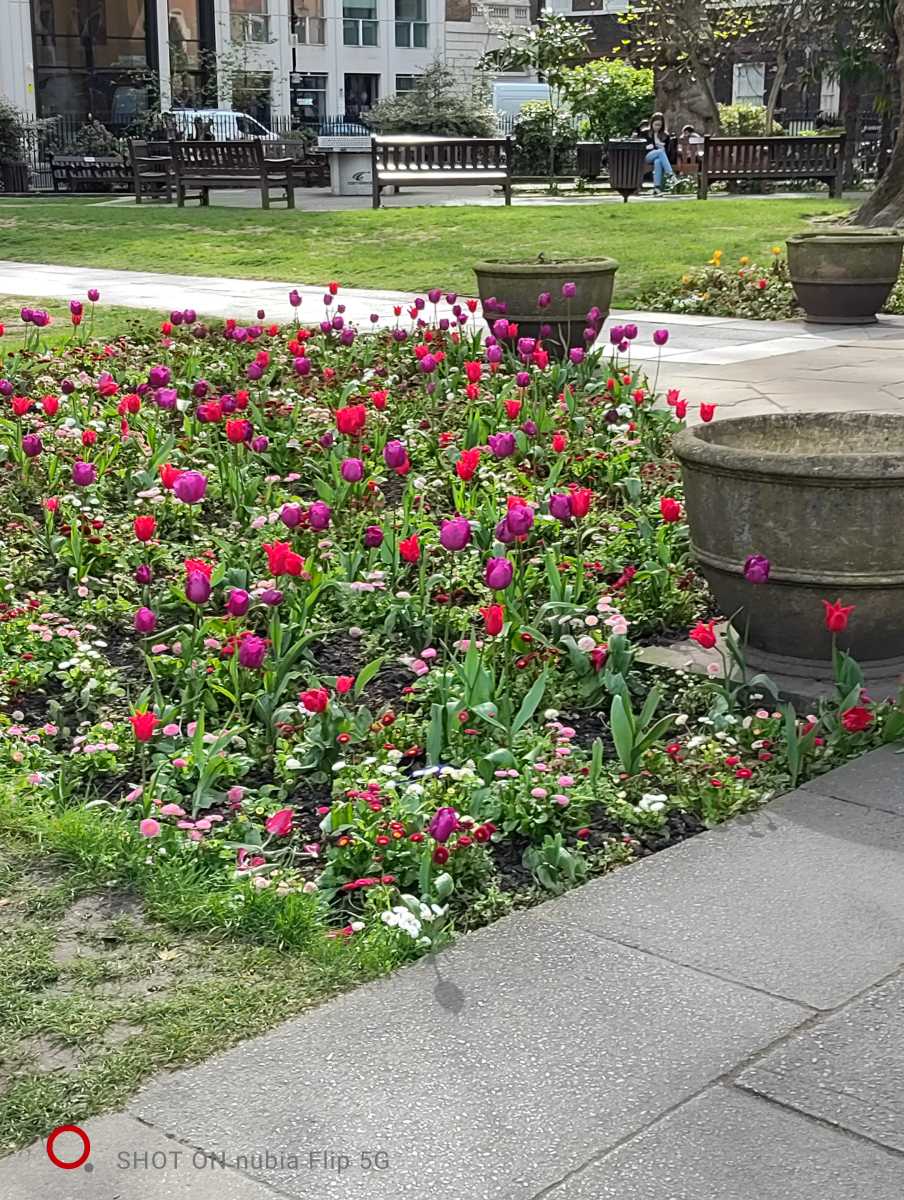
[674,412,904,673]
[473,257,618,352]
[786,227,904,324]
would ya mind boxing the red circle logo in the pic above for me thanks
[46,1125,91,1170]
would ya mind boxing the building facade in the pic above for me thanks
[0,0,532,126]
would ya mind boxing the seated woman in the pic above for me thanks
[638,112,676,194]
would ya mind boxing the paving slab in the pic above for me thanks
[542,1086,904,1199]
[0,1113,281,1199]
[535,791,904,1009]
[128,912,804,1200]
[802,745,904,817]
[739,972,904,1152]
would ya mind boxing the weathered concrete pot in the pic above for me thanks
[674,412,904,669]
[786,227,904,325]
[473,257,618,351]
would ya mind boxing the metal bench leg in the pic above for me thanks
[286,181,295,210]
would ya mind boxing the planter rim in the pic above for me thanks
[474,257,619,275]
[674,412,904,480]
[787,227,904,244]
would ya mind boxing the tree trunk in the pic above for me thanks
[656,66,720,133]
[855,0,904,224]
[765,54,787,134]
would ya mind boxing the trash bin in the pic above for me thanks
[576,141,603,181]
[606,138,647,202]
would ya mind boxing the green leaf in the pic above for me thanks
[426,703,445,765]
[512,670,548,735]
[353,656,384,698]
[434,872,454,901]
[610,693,636,774]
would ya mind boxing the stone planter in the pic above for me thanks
[674,412,904,673]
[473,257,618,352]
[786,227,904,325]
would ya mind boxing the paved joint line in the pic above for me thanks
[801,781,904,821]
[129,1113,298,1199]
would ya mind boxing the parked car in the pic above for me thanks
[162,109,278,141]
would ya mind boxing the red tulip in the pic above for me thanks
[674,399,688,419]
[184,557,213,579]
[336,674,355,694]
[455,448,481,481]
[480,604,504,636]
[226,418,252,444]
[336,404,367,436]
[841,705,873,733]
[399,534,421,563]
[129,709,159,743]
[134,515,156,542]
[505,397,522,420]
[159,463,183,490]
[464,361,482,383]
[41,394,59,416]
[659,497,682,523]
[689,620,717,650]
[568,486,592,519]
[300,687,330,713]
[699,403,716,423]
[263,541,303,577]
[823,599,854,633]
[552,432,568,453]
[265,807,294,836]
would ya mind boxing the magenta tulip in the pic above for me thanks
[280,503,303,529]
[440,516,471,552]
[173,471,207,504]
[485,556,514,591]
[238,635,267,669]
[341,457,364,483]
[134,607,157,634]
[225,588,250,617]
[383,440,407,470]
[72,460,96,487]
[185,570,211,605]
[308,501,331,530]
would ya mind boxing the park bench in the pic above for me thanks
[697,134,845,199]
[130,140,173,203]
[169,140,298,209]
[50,153,132,193]
[370,135,513,209]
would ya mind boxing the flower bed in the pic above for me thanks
[1,291,900,968]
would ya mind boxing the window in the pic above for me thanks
[291,71,327,124]
[343,1,378,45]
[395,74,418,93]
[819,72,840,118]
[395,0,428,47]
[293,0,325,44]
[230,0,270,42]
[732,62,765,107]
[232,70,272,125]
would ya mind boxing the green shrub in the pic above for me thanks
[0,96,25,161]
[717,104,783,136]
[365,64,498,137]
[561,58,654,142]
[513,101,578,176]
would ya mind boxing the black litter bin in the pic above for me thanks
[576,141,603,181]
[606,138,647,202]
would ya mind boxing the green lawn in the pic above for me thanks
[0,196,848,305]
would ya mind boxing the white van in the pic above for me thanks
[491,82,552,120]
[163,109,278,141]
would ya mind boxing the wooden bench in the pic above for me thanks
[130,140,173,203]
[169,140,298,209]
[698,134,845,199]
[370,135,513,209]
[50,154,132,193]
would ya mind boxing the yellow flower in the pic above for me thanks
[682,274,691,285]
[771,245,782,255]
[739,255,750,266]
[708,250,723,266]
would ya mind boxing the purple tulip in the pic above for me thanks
[549,493,572,523]
[623,323,638,341]
[609,325,625,345]
[494,518,515,545]
[135,563,152,586]
[257,309,266,320]
[134,607,157,634]
[280,503,303,529]
[364,524,384,548]
[340,328,356,346]
[183,308,197,324]
[486,345,503,365]
[20,307,33,323]
[148,365,171,389]
[0,380,12,398]
[583,327,597,343]
[69,299,83,317]
[521,419,538,437]
[569,348,585,366]
[308,500,332,530]
[318,431,334,449]
[22,434,42,458]
[383,440,407,470]
[485,556,514,591]
[171,310,184,326]
[440,516,471,552]
[743,554,771,585]
[561,281,577,299]
[251,435,269,453]
[225,588,250,617]
[192,380,210,398]
[427,806,459,843]
[155,387,177,410]
[370,312,380,324]
[488,432,516,460]
[505,503,534,538]
[260,588,284,606]
[87,288,100,302]
[294,356,311,377]
[587,306,602,323]
[185,570,211,605]
[492,318,510,341]
[72,460,96,487]
[418,353,437,373]
[238,635,267,670]
[221,394,237,414]
[331,314,345,331]
[392,328,408,343]
[517,337,536,359]
[173,471,208,504]
[341,457,364,483]
[246,362,263,382]
[515,371,531,388]
[537,291,552,309]
[32,310,50,328]
[289,289,302,308]
[653,328,670,346]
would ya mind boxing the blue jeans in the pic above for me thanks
[645,148,674,190]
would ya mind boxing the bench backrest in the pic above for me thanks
[371,136,512,175]
[170,140,265,170]
[130,140,171,161]
[703,135,844,178]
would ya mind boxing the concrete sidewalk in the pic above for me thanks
[4,745,904,1198]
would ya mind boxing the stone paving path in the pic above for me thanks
[5,259,904,420]
[3,747,904,1197]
